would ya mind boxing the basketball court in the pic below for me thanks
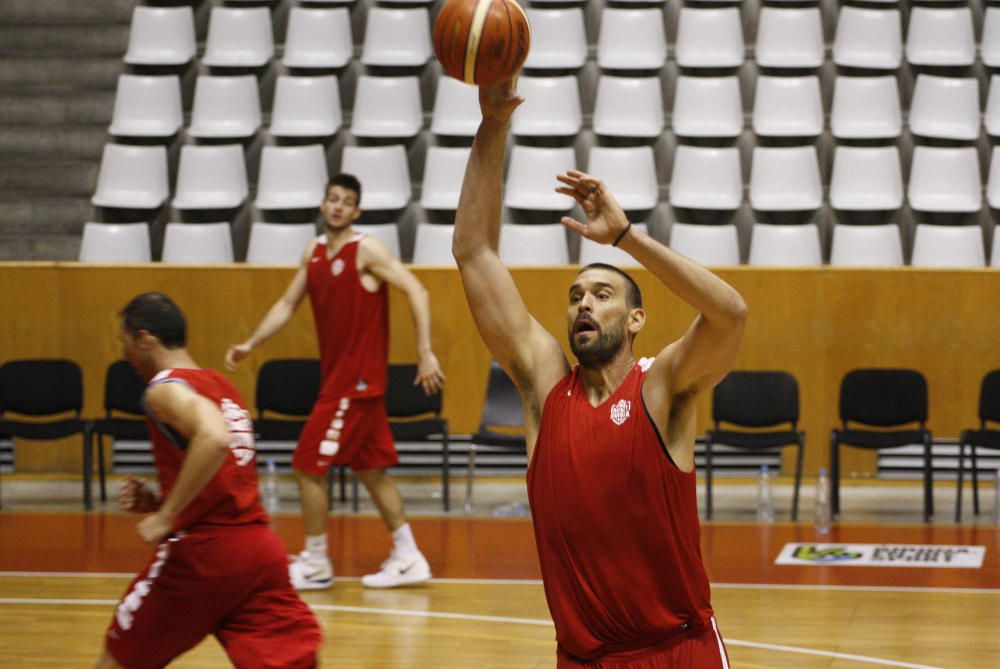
[1,480,997,668]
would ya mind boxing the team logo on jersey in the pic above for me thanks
[610,399,631,426]
[331,258,345,276]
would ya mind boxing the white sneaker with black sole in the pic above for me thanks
[288,552,333,590]
[361,550,431,589]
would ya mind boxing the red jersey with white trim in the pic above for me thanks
[527,359,714,662]
[307,233,388,400]
[144,368,267,532]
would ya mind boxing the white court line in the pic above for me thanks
[0,571,135,579]
[0,597,944,669]
[1,597,118,606]
[3,572,998,596]
[310,603,553,627]
[724,640,942,669]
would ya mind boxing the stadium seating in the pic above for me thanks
[172,144,248,211]
[255,145,329,211]
[675,7,743,68]
[91,144,169,210]
[748,224,823,267]
[188,75,261,140]
[108,75,182,138]
[74,0,997,268]
[361,8,432,66]
[669,223,741,266]
[673,76,742,139]
[351,76,423,139]
[123,6,195,66]
[597,8,667,70]
[512,76,582,138]
[752,76,822,138]
[245,223,317,265]
[283,7,352,69]
[161,223,235,264]
[340,145,411,211]
[829,225,903,267]
[202,7,273,68]
[524,8,586,70]
[669,146,742,211]
[594,76,664,139]
[270,76,342,138]
[78,223,152,263]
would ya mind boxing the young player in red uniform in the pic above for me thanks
[95,292,322,669]
[452,81,748,667]
[226,174,446,590]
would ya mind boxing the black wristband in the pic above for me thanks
[612,222,632,247]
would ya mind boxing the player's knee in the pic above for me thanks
[354,467,388,486]
[293,468,324,486]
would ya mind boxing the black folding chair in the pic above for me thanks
[90,360,148,507]
[386,364,450,511]
[705,371,805,520]
[465,361,525,514]
[830,369,934,523]
[956,370,1000,522]
[0,359,91,509]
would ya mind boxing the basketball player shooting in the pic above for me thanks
[452,79,748,667]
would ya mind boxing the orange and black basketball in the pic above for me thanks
[433,0,531,87]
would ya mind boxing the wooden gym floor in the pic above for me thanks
[0,510,997,668]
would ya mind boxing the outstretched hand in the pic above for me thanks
[555,171,631,246]
[224,343,252,372]
[479,79,524,124]
[414,351,447,396]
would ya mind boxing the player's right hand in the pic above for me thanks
[224,343,252,372]
[119,474,158,513]
[479,79,524,124]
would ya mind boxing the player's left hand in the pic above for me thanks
[555,170,631,246]
[415,351,447,396]
[136,512,173,545]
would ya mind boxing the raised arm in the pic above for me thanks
[359,236,446,395]
[135,381,232,544]
[225,241,314,371]
[452,82,568,427]
[557,171,747,409]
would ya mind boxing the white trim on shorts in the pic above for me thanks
[710,616,730,669]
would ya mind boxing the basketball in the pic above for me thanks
[433,0,531,87]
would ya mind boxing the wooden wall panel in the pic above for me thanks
[2,264,998,477]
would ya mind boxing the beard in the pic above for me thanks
[569,317,627,369]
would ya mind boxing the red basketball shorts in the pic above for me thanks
[557,617,731,669]
[105,523,322,669]
[293,395,398,475]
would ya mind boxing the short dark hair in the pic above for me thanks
[120,292,187,349]
[326,173,362,206]
[579,263,643,309]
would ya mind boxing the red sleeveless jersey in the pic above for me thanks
[527,359,714,662]
[307,233,389,399]
[145,368,267,532]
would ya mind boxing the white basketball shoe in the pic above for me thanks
[288,552,334,590]
[361,550,432,589]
